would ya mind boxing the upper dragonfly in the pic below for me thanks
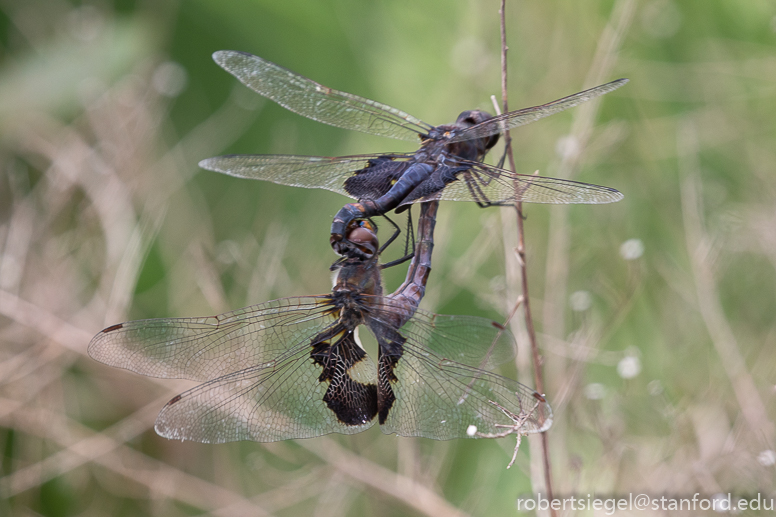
[200,51,627,256]
[88,202,551,442]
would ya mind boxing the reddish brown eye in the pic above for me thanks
[347,227,373,245]
[345,226,379,257]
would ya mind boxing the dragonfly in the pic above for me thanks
[88,202,552,442]
[200,51,627,256]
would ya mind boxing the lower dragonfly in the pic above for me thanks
[88,203,552,442]
[199,51,626,257]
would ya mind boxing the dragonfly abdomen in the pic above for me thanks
[331,162,435,252]
[388,201,438,319]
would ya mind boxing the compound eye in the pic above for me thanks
[486,132,500,150]
[455,109,493,127]
[345,225,379,257]
[347,227,373,245]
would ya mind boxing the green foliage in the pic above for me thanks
[1,0,775,515]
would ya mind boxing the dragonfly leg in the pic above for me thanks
[332,163,433,255]
[377,213,400,253]
[377,210,417,269]
[495,145,508,170]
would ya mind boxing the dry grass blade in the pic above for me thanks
[299,438,470,517]
[0,401,275,515]
[678,121,775,448]
[3,2,774,516]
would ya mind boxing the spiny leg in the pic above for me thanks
[379,208,416,270]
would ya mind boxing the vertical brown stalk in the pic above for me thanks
[498,0,556,512]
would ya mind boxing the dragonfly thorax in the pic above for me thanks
[447,110,500,161]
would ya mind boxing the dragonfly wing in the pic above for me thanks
[381,356,553,440]
[214,51,433,141]
[366,304,516,369]
[366,309,552,440]
[89,296,382,442]
[199,153,415,201]
[88,296,337,381]
[448,78,629,143]
[399,161,623,206]
[154,328,378,443]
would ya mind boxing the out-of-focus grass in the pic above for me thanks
[1,0,775,515]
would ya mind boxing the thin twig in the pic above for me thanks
[498,0,556,510]
[475,399,540,469]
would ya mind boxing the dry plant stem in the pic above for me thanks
[542,0,635,344]
[536,0,634,495]
[678,122,775,448]
[299,439,469,517]
[0,290,469,516]
[475,399,541,469]
[0,402,275,516]
[498,0,555,508]
[0,395,168,497]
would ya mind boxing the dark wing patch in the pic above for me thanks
[373,324,405,425]
[342,155,411,200]
[364,306,552,439]
[200,153,415,200]
[154,335,377,443]
[311,326,378,426]
[90,294,387,442]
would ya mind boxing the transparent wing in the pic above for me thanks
[366,307,552,440]
[200,153,622,207]
[214,51,433,141]
[89,296,381,443]
[398,160,623,206]
[366,302,516,369]
[448,78,629,143]
[88,296,336,381]
[199,153,414,200]
[383,356,552,439]
[153,330,378,443]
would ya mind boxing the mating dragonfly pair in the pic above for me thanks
[89,51,626,445]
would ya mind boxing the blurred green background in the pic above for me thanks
[1,0,775,515]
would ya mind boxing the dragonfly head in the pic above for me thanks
[454,110,500,153]
[333,220,379,261]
